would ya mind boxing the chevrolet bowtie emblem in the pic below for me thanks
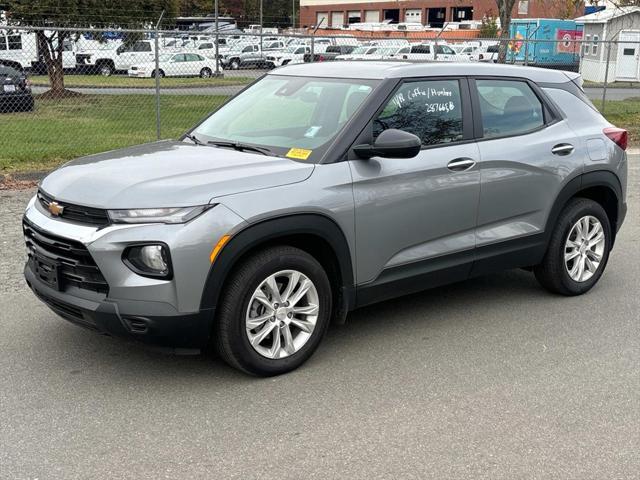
[48,201,64,216]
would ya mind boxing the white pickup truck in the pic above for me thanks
[76,40,178,76]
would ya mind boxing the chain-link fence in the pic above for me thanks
[0,24,638,170]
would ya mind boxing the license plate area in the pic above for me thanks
[3,84,17,93]
[32,255,63,291]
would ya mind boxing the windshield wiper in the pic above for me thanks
[207,140,273,156]
[184,133,205,146]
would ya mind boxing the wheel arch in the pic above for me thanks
[199,213,355,322]
[546,170,623,248]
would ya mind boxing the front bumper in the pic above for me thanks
[23,194,246,350]
[0,92,34,111]
[25,265,213,351]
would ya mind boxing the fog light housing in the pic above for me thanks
[123,244,172,279]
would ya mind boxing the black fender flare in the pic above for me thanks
[199,213,355,313]
[545,170,623,245]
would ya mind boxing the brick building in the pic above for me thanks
[299,1,580,29]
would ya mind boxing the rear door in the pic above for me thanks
[349,77,481,287]
[470,77,583,271]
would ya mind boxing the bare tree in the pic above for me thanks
[495,0,518,63]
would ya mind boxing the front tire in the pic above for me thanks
[215,246,332,376]
[199,67,212,78]
[534,198,611,296]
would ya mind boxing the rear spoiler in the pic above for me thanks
[564,71,583,90]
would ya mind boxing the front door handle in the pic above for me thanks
[551,143,575,156]
[447,158,476,172]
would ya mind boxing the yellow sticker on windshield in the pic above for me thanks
[286,148,312,160]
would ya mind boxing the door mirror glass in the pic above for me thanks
[354,129,421,159]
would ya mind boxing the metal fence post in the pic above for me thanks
[154,12,164,141]
[214,0,222,77]
[602,40,612,114]
[154,33,161,140]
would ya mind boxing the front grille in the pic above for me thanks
[38,190,110,227]
[23,218,109,294]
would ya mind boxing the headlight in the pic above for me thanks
[123,244,172,278]
[108,205,212,224]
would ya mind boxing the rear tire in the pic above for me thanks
[215,246,332,376]
[534,198,611,296]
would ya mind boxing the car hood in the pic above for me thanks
[40,140,314,209]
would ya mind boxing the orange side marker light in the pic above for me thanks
[209,235,231,264]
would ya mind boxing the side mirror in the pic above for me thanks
[353,129,421,160]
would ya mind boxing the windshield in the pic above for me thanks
[192,75,379,161]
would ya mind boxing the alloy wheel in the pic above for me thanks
[564,215,606,282]
[245,270,319,359]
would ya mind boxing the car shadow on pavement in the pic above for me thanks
[34,267,550,381]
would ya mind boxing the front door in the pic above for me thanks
[616,32,640,81]
[349,78,480,289]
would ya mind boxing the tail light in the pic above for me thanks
[318,55,325,62]
[603,127,628,151]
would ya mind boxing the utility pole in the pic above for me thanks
[292,0,295,29]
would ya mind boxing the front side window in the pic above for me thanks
[193,75,378,161]
[373,79,464,146]
[436,45,455,55]
[411,45,431,54]
[475,79,545,138]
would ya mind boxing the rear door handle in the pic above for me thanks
[447,158,476,172]
[551,143,574,156]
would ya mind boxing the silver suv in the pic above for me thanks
[23,62,628,376]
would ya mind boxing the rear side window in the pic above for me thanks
[374,79,464,146]
[475,79,544,138]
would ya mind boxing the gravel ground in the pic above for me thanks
[0,156,638,479]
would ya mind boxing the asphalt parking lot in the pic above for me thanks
[1,155,638,479]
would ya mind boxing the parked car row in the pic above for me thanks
[0,29,503,79]
[72,35,502,76]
